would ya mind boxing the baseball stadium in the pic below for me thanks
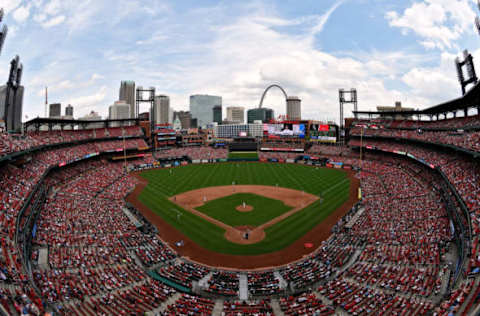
[2,1,480,316]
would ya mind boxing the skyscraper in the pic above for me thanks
[213,105,222,125]
[153,95,169,124]
[247,108,274,123]
[109,101,130,127]
[174,111,192,129]
[119,81,136,118]
[65,104,73,118]
[189,94,222,128]
[286,96,301,120]
[226,106,245,123]
[49,103,61,118]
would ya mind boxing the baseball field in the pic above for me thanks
[134,163,353,260]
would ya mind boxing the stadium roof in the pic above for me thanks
[24,117,140,131]
[353,81,480,117]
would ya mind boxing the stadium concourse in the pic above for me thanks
[0,117,479,316]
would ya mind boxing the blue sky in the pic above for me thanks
[0,0,479,122]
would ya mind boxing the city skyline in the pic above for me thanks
[1,0,479,123]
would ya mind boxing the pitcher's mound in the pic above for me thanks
[236,205,253,212]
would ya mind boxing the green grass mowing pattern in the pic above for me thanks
[138,163,350,255]
[228,152,259,159]
[195,193,293,227]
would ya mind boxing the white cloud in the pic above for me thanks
[386,0,476,50]
[42,15,65,28]
[67,86,107,110]
[15,1,468,122]
[12,4,30,22]
[0,0,21,13]
[43,0,62,16]
[310,0,344,36]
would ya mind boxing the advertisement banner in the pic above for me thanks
[286,159,295,163]
[192,159,200,164]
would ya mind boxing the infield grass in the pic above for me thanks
[195,193,293,227]
[138,163,351,255]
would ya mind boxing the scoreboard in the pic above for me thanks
[309,124,337,143]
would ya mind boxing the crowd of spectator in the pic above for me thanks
[307,144,349,156]
[0,126,144,158]
[350,126,480,153]
[1,129,480,315]
[247,271,281,296]
[223,299,274,315]
[352,114,480,129]
[154,147,228,160]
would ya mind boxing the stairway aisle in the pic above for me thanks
[239,273,248,300]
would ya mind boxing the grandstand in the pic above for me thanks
[0,96,479,316]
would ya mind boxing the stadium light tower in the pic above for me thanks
[475,1,480,35]
[0,9,7,55]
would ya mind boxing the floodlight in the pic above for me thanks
[476,16,480,36]
[0,24,7,54]
[16,63,23,86]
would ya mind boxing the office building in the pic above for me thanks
[81,111,103,129]
[174,111,192,129]
[214,122,263,139]
[138,112,149,121]
[0,85,24,132]
[377,101,414,120]
[109,101,130,126]
[189,94,222,128]
[49,103,61,118]
[213,105,222,125]
[226,106,245,123]
[247,107,274,123]
[173,117,182,131]
[286,96,301,120]
[65,104,74,118]
[153,95,169,124]
[119,80,136,118]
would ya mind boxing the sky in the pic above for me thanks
[1,0,480,123]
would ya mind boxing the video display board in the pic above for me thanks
[309,124,337,143]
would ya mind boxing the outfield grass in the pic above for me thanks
[195,193,293,227]
[138,163,350,255]
[227,152,259,159]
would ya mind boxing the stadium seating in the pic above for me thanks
[2,125,480,316]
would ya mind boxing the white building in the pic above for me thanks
[226,106,245,123]
[119,81,136,118]
[214,122,263,139]
[190,94,222,128]
[109,101,131,127]
[81,111,103,129]
[286,96,301,120]
[153,95,170,124]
